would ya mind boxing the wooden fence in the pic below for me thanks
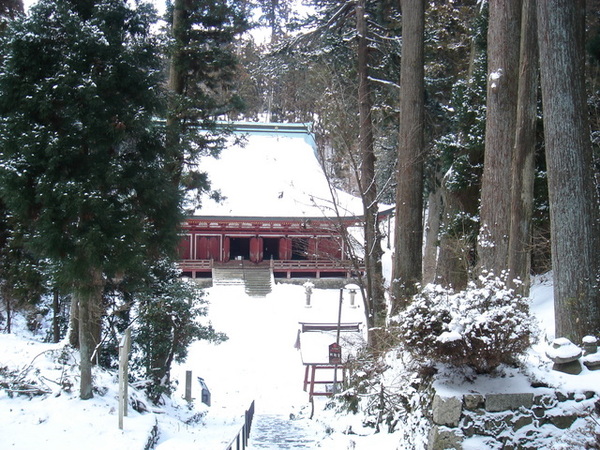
[225,401,255,450]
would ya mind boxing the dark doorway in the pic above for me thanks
[292,238,309,260]
[230,237,250,260]
[263,238,279,260]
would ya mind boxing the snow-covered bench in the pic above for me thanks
[298,322,361,333]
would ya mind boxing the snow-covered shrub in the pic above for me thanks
[397,274,535,374]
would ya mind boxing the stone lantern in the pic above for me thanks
[345,283,359,308]
[303,281,314,307]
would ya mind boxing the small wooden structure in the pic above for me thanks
[298,322,362,398]
[303,363,345,398]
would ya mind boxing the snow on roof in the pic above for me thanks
[189,127,364,219]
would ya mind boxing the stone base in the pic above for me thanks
[428,425,462,450]
[583,358,600,371]
[552,360,582,375]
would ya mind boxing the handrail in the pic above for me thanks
[225,400,255,450]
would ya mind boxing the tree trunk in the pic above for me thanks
[478,0,522,276]
[392,0,425,310]
[77,269,105,400]
[537,0,600,341]
[168,0,186,97]
[165,0,188,186]
[77,289,93,400]
[69,295,79,347]
[4,292,11,333]
[436,180,479,290]
[508,0,538,296]
[53,289,60,343]
[356,0,385,334]
[422,176,442,285]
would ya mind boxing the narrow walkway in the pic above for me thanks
[248,414,320,449]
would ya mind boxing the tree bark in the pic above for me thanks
[53,289,60,343]
[422,176,442,285]
[537,0,600,341]
[478,0,522,276]
[436,180,479,290]
[69,295,79,347]
[508,0,538,296]
[77,269,105,400]
[4,293,11,333]
[356,0,385,334]
[392,0,425,310]
[165,0,188,186]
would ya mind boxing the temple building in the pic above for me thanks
[177,123,369,291]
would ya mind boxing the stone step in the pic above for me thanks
[248,415,318,449]
[243,268,272,297]
[212,262,272,296]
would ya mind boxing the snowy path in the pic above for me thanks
[248,414,321,449]
[165,284,362,448]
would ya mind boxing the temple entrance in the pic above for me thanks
[263,238,280,260]
[230,237,251,260]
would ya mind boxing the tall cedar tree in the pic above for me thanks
[537,0,600,341]
[166,0,248,193]
[477,0,521,277]
[392,0,425,311]
[355,0,386,334]
[0,0,181,399]
[507,0,538,296]
[255,0,292,44]
[0,0,45,335]
[288,0,392,337]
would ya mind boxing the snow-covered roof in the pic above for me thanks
[189,125,365,220]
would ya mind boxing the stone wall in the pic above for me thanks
[428,388,598,449]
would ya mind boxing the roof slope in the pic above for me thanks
[190,129,364,219]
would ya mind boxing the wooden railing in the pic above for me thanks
[225,401,255,450]
[178,259,213,271]
[177,258,364,276]
[271,259,356,270]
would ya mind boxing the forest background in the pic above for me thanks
[0,0,599,407]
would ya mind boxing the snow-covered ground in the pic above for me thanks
[1,274,598,450]
[0,129,598,449]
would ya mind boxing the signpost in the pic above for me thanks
[329,342,342,364]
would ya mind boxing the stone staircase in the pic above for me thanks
[248,414,319,449]
[212,261,272,297]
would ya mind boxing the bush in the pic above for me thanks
[131,261,227,403]
[397,273,535,374]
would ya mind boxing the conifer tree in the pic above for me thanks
[166,0,248,193]
[0,0,23,33]
[537,0,600,341]
[0,0,181,399]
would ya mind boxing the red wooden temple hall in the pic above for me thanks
[177,122,367,281]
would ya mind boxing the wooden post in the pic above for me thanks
[185,370,192,402]
[118,327,131,430]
